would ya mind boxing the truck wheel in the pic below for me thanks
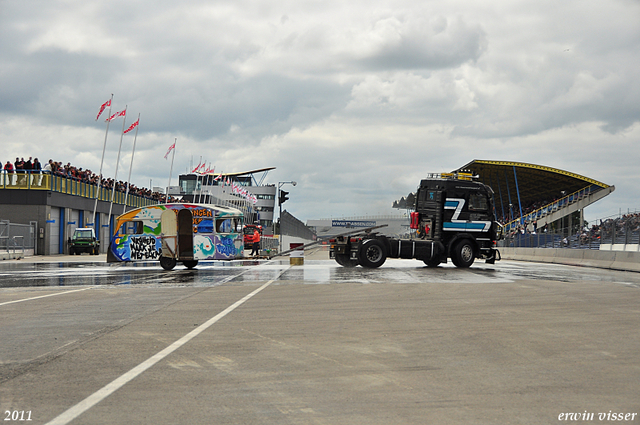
[69,247,75,255]
[423,258,441,267]
[358,239,386,268]
[335,253,358,268]
[183,260,198,269]
[160,256,177,271]
[452,240,475,268]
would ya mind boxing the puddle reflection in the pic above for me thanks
[1,259,640,289]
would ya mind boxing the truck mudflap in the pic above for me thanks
[485,248,501,264]
[387,239,445,261]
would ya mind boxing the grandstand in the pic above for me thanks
[452,160,615,234]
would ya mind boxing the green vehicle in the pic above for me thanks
[68,228,100,255]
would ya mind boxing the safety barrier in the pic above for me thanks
[500,247,640,273]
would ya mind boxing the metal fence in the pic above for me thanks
[598,218,640,246]
[501,218,640,250]
[501,231,601,249]
[0,220,36,257]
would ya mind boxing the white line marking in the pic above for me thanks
[44,267,289,425]
[0,288,92,307]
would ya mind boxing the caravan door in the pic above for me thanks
[177,208,194,260]
[160,209,177,258]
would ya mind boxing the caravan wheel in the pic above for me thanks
[160,256,177,271]
[183,260,198,269]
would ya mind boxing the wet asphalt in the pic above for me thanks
[1,250,639,424]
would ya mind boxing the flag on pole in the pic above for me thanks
[164,142,176,159]
[96,99,111,121]
[106,109,126,122]
[123,119,139,134]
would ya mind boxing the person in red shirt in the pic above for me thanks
[4,161,14,185]
[251,229,261,256]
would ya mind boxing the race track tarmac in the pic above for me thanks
[1,250,639,424]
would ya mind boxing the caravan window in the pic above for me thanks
[117,221,144,236]
[216,217,241,234]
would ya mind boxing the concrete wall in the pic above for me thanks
[500,247,640,273]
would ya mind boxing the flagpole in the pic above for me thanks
[123,113,140,214]
[166,138,177,203]
[107,105,127,227]
[195,156,202,204]
[92,94,113,230]
[204,163,211,204]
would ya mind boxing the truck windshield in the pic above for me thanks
[243,227,259,235]
[75,230,93,239]
[468,193,489,211]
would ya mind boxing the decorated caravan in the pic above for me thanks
[107,203,244,270]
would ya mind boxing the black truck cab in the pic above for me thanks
[411,173,502,267]
[330,172,502,268]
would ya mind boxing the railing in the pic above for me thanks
[501,220,640,251]
[503,185,600,232]
[1,170,160,209]
[501,231,601,250]
[599,218,640,246]
[0,220,33,258]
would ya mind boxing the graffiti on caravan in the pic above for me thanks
[130,236,160,260]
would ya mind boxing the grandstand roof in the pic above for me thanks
[452,160,612,214]
[219,167,276,177]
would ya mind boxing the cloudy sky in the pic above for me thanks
[1,0,639,223]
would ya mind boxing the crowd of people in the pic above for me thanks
[584,213,640,243]
[3,156,176,203]
[505,212,640,247]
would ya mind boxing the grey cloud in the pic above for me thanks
[137,73,350,141]
[357,16,487,70]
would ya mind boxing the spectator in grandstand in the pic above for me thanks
[24,157,33,185]
[14,157,25,184]
[4,161,14,184]
[43,160,51,172]
[31,158,42,185]
[9,155,177,203]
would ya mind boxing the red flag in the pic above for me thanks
[106,109,126,122]
[164,142,176,159]
[123,119,139,134]
[96,99,111,121]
